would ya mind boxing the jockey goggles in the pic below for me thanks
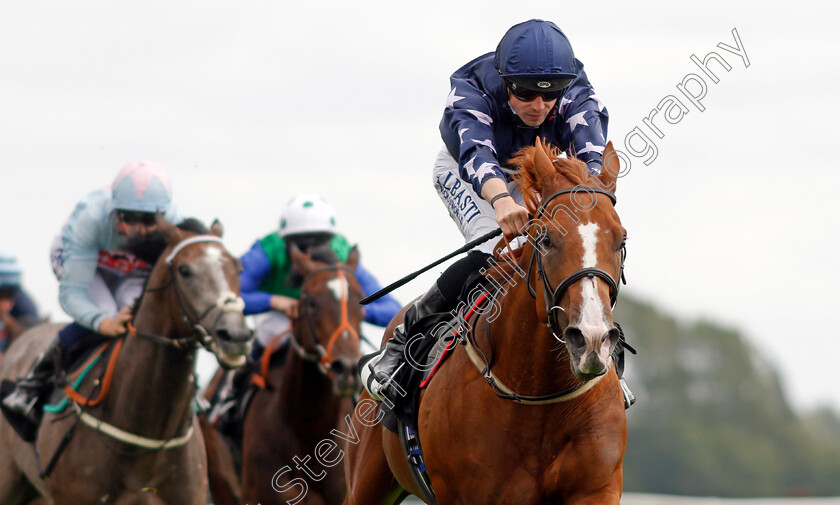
[506,78,573,102]
[117,210,157,226]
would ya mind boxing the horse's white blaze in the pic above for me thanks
[200,246,231,292]
[327,276,347,302]
[576,223,610,370]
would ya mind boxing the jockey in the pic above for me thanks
[209,194,400,426]
[0,253,41,351]
[1,161,184,435]
[362,19,635,408]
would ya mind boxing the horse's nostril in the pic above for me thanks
[563,326,586,353]
[216,328,232,341]
[331,361,346,375]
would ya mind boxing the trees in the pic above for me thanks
[616,296,840,497]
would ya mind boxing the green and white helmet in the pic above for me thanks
[278,193,337,237]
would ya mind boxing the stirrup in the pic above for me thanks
[360,352,405,402]
[620,378,635,409]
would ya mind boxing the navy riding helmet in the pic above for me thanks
[494,19,578,96]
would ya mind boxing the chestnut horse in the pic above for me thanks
[236,245,365,505]
[343,139,628,505]
[0,218,253,505]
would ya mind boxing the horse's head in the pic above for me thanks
[511,138,626,380]
[287,244,364,396]
[144,217,253,369]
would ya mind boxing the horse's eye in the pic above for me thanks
[177,265,193,278]
[540,234,552,248]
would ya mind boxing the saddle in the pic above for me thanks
[380,270,491,433]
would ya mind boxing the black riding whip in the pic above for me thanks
[360,228,502,305]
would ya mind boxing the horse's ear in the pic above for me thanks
[598,141,620,193]
[288,242,316,276]
[157,213,181,246]
[210,219,224,238]
[345,246,360,270]
[534,137,557,181]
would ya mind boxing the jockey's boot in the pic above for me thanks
[0,337,65,441]
[208,361,254,436]
[361,283,448,403]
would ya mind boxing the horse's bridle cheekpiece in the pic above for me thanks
[528,186,625,340]
[134,235,246,351]
[290,265,360,378]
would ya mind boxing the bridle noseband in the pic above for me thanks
[526,186,626,340]
[132,235,246,351]
[289,265,361,376]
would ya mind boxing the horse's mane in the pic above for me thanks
[177,218,210,235]
[507,143,590,215]
[484,144,590,282]
[286,244,340,289]
[131,218,210,315]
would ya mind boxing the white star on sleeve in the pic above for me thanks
[467,109,493,126]
[458,128,469,144]
[446,87,465,109]
[576,142,605,156]
[589,94,606,112]
[566,111,589,132]
[464,156,476,177]
[475,162,498,181]
[474,138,497,153]
[559,97,572,115]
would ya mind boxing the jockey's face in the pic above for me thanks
[117,211,159,240]
[508,89,557,127]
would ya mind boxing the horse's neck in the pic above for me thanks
[276,351,344,431]
[483,265,581,395]
[104,293,197,439]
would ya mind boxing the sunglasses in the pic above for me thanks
[118,211,157,226]
[508,86,566,102]
[506,78,573,103]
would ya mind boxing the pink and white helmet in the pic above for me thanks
[111,161,173,213]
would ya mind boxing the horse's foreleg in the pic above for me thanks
[343,397,405,505]
[198,413,242,505]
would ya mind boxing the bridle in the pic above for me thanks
[289,265,361,376]
[461,185,628,405]
[130,235,246,351]
[525,186,626,341]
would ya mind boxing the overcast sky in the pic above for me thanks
[2,1,838,412]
